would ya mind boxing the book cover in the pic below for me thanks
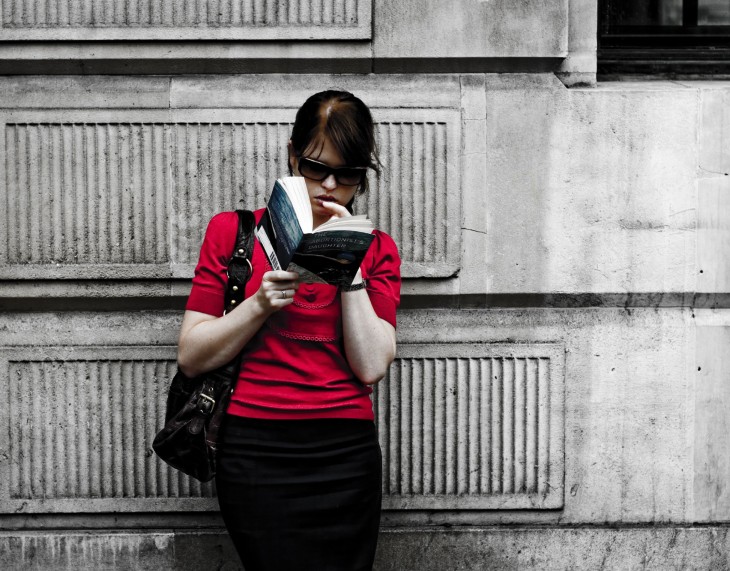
[256,177,375,286]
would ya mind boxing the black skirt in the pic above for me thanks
[215,416,382,571]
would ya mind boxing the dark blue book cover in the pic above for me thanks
[262,179,303,269]
[256,178,375,286]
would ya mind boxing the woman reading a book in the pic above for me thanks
[177,90,401,570]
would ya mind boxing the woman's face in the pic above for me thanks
[289,136,361,229]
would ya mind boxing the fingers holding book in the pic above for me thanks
[255,270,300,312]
[318,199,352,221]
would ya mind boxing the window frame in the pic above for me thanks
[598,0,730,76]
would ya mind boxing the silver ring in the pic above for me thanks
[281,289,288,299]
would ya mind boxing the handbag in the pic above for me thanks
[152,209,255,482]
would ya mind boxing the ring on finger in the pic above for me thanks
[280,289,288,299]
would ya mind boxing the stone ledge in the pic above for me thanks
[0,43,566,74]
[2,526,730,570]
[1,283,728,311]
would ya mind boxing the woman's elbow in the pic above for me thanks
[177,363,199,379]
[358,354,395,386]
[359,371,386,386]
[177,349,201,379]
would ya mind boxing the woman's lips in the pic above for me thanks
[315,195,339,204]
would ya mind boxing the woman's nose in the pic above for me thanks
[321,174,337,190]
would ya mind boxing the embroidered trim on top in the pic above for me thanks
[292,291,338,309]
[264,321,341,342]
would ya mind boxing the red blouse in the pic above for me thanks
[185,210,402,420]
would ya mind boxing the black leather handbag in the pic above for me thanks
[153,210,255,482]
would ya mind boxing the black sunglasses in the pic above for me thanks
[297,156,368,186]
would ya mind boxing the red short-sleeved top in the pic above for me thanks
[185,209,401,420]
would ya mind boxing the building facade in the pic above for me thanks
[1,0,729,568]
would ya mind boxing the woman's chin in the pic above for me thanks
[311,208,329,228]
[312,199,333,216]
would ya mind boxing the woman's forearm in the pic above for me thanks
[340,288,396,385]
[177,298,270,377]
[178,270,300,377]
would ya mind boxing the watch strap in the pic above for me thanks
[340,278,367,292]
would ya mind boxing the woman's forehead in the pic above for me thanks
[302,136,346,167]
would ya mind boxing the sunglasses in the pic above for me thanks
[297,156,368,187]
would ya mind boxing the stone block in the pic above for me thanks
[374,527,730,571]
[2,76,711,297]
[0,306,711,525]
[697,82,730,175]
[373,0,568,59]
[459,75,489,295]
[484,76,698,294]
[376,343,564,510]
[398,308,696,524]
[171,531,241,571]
[693,311,730,522]
[0,0,372,40]
[698,177,730,292]
[4,526,730,570]
[0,337,565,515]
[0,77,170,109]
[562,312,692,523]
[169,74,462,110]
[0,531,176,570]
[0,75,469,282]
[0,346,218,515]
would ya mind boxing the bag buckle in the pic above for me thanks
[227,257,253,280]
[196,392,216,416]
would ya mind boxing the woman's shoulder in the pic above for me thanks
[206,209,265,232]
[371,229,400,257]
[206,210,238,230]
[360,229,401,281]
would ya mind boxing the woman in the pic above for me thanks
[177,90,401,570]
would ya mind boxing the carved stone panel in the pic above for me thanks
[0,0,372,40]
[375,343,565,510]
[0,347,216,513]
[0,342,564,514]
[1,107,461,280]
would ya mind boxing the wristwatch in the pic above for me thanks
[340,279,367,292]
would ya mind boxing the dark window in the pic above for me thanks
[599,0,730,75]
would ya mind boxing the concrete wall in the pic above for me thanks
[2,1,730,569]
[0,0,572,75]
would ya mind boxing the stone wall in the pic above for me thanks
[1,1,729,569]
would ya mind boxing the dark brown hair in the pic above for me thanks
[289,90,380,203]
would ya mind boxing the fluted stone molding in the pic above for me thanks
[0,342,564,514]
[0,86,464,281]
[2,348,216,513]
[376,343,565,510]
[0,0,372,40]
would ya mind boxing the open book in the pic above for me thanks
[255,177,375,286]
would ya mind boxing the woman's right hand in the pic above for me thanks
[254,270,300,313]
[178,270,300,377]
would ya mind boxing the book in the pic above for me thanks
[255,176,376,286]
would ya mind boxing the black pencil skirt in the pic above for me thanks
[215,416,382,571]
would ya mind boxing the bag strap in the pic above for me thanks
[201,211,255,447]
[224,210,256,315]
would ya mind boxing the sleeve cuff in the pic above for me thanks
[185,284,225,317]
[367,290,397,329]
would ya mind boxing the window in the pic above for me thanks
[599,0,730,75]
